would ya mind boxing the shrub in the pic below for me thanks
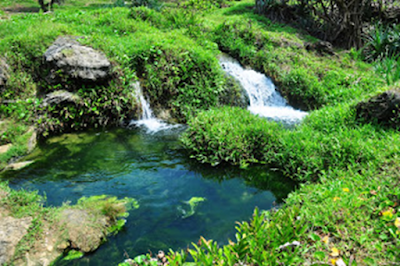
[181,106,282,167]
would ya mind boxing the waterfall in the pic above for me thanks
[219,55,307,124]
[130,82,179,133]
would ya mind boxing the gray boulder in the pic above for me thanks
[44,36,111,86]
[42,90,81,107]
[356,90,400,128]
[305,41,335,55]
[0,58,9,92]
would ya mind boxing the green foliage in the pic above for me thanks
[182,107,282,168]
[75,195,139,223]
[180,0,231,11]
[182,105,398,181]
[126,0,163,11]
[363,24,400,62]
[363,24,400,85]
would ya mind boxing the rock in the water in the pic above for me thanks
[356,90,400,129]
[0,58,9,92]
[44,36,111,87]
[42,90,81,107]
[0,216,33,265]
[305,41,335,55]
[58,209,108,253]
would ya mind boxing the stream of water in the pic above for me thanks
[219,55,307,124]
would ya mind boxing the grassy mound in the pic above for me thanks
[182,105,398,181]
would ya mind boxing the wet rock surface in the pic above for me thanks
[44,36,111,87]
[356,90,400,129]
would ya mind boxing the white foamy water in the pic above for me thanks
[130,82,181,133]
[219,55,307,124]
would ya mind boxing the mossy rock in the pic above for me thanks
[356,90,400,129]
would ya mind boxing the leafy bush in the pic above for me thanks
[179,0,232,11]
[181,107,282,167]
[363,24,400,62]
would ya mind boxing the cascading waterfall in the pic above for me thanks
[219,55,307,124]
[130,82,179,133]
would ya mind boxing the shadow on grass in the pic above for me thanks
[4,6,41,13]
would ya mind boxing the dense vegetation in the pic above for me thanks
[0,0,399,265]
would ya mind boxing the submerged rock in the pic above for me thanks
[356,90,400,129]
[44,36,111,87]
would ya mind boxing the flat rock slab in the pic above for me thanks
[42,90,81,107]
[0,144,12,154]
[0,216,32,265]
[5,161,34,171]
[44,36,111,85]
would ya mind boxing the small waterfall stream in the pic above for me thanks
[130,82,180,133]
[219,55,307,124]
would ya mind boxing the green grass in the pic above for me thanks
[182,104,399,181]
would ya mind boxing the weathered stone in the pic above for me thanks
[0,144,12,155]
[59,209,108,253]
[42,90,81,107]
[356,90,400,129]
[0,58,9,92]
[305,41,335,55]
[0,216,32,265]
[27,127,37,153]
[5,160,34,171]
[44,36,111,87]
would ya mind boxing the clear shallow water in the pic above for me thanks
[0,127,295,265]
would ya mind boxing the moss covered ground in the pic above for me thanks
[0,0,399,265]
